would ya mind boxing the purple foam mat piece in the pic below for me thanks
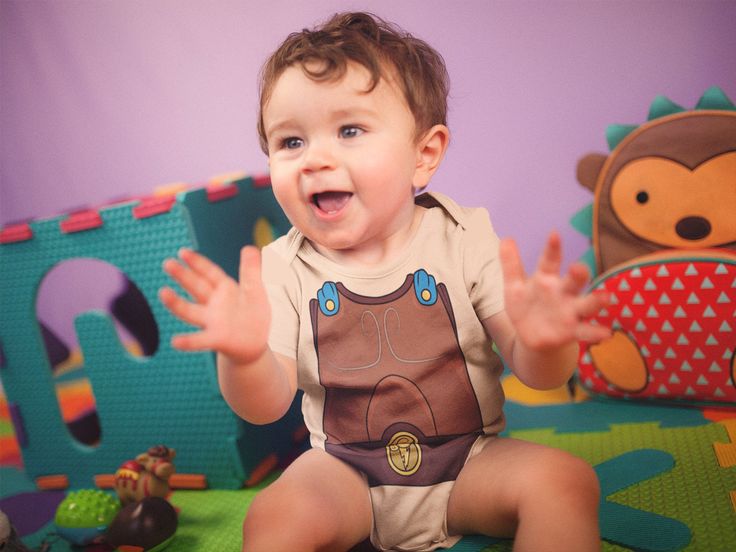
[0,490,65,536]
[40,321,70,368]
[67,407,101,445]
[109,277,159,356]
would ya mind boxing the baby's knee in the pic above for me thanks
[528,449,600,507]
[243,489,298,551]
[564,455,599,506]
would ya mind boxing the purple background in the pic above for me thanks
[1,0,735,347]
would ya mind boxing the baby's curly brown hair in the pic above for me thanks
[257,12,449,154]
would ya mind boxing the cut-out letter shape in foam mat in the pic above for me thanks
[596,449,691,551]
[36,259,153,449]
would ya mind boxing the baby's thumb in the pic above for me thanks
[239,245,263,289]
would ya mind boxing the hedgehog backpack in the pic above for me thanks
[572,86,736,406]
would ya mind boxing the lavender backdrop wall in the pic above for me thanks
[1,0,735,347]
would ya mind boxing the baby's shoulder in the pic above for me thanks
[263,227,304,263]
[417,192,495,236]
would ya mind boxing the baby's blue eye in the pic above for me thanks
[283,137,303,149]
[340,126,363,139]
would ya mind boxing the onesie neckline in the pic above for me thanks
[281,191,467,280]
[296,203,433,280]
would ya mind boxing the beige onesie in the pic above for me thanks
[263,192,507,551]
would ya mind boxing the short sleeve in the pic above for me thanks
[261,242,300,359]
[463,208,505,320]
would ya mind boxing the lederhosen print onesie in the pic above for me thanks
[263,192,507,551]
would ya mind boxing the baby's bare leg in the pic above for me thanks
[243,448,373,552]
[447,437,600,552]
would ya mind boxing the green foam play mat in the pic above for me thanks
[1,375,734,551]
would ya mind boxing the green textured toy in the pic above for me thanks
[54,489,120,545]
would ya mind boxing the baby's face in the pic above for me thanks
[262,62,425,261]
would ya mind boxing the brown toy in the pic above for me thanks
[114,445,176,505]
[576,87,736,275]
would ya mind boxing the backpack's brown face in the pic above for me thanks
[609,151,736,248]
[578,110,736,274]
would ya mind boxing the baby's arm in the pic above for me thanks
[482,232,610,389]
[217,350,297,425]
[160,246,297,424]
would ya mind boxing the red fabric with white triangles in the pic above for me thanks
[579,256,736,404]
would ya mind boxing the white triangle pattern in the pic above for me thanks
[579,258,736,402]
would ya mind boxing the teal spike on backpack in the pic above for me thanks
[695,85,735,111]
[604,87,734,152]
[570,203,593,238]
[569,204,596,276]
[605,124,638,151]
[647,95,686,121]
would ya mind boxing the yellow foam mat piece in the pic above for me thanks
[501,374,588,406]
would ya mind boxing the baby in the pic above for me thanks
[160,12,610,552]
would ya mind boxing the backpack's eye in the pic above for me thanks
[636,191,649,204]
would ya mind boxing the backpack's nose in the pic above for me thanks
[675,216,711,241]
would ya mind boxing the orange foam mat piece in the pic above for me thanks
[713,419,736,468]
[94,473,208,490]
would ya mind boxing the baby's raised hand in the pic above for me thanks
[500,232,610,351]
[159,245,270,364]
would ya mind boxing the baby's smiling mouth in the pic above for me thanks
[311,191,353,214]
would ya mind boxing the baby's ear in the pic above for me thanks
[413,124,450,191]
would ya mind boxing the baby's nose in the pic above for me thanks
[302,140,337,172]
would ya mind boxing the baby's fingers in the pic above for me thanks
[171,330,215,352]
[239,245,263,290]
[178,248,229,288]
[573,292,612,344]
[562,262,592,296]
[575,322,612,344]
[163,258,213,304]
[159,286,207,328]
[500,238,527,284]
[536,231,562,275]
[576,290,611,319]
